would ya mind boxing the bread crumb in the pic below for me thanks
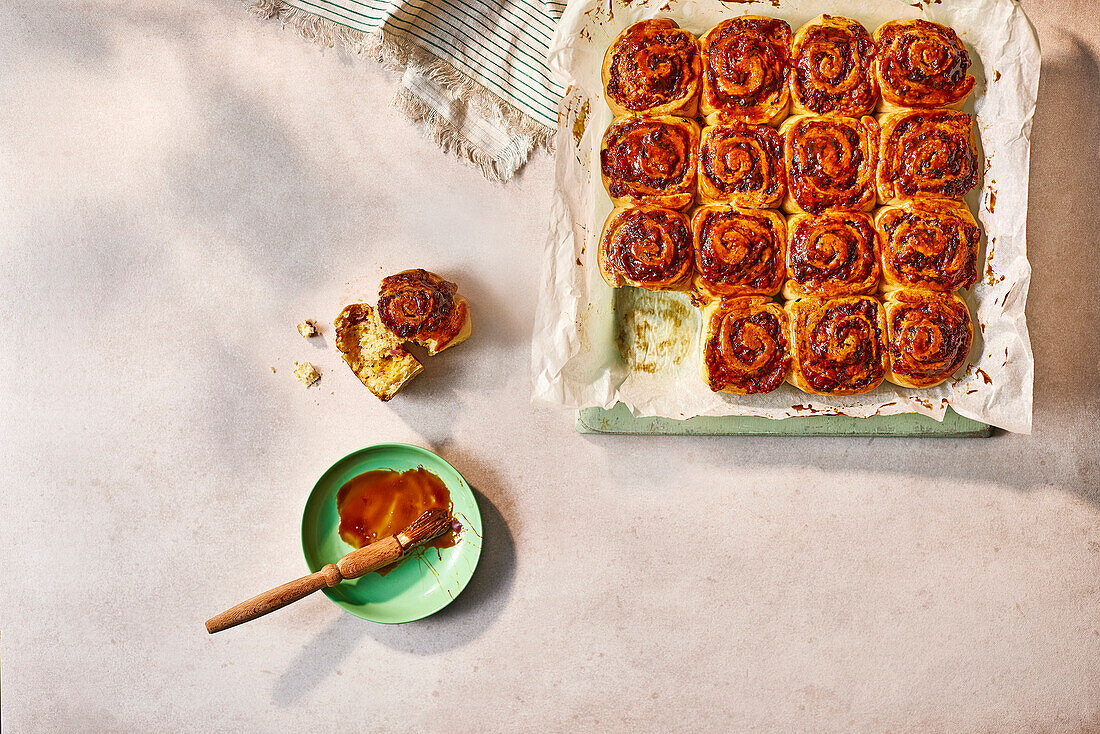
[294,361,320,387]
[297,320,318,338]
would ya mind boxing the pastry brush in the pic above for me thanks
[205,508,453,633]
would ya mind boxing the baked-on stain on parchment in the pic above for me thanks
[967,364,993,385]
[615,287,694,373]
[985,236,1004,285]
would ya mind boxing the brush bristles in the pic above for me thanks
[401,508,454,547]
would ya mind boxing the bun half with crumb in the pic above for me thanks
[334,303,422,401]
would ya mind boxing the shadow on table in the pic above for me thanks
[1024,34,1100,426]
[271,486,515,705]
[367,485,515,652]
[382,266,530,447]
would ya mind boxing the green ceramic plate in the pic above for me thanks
[301,444,483,624]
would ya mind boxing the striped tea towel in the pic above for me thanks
[250,0,566,181]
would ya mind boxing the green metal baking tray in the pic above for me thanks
[576,403,992,437]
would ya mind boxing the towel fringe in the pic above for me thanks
[393,89,525,182]
[247,0,553,181]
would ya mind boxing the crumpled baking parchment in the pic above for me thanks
[532,0,1039,433]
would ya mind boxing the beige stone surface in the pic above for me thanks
[1,1,1098,731]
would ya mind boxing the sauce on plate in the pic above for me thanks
[336,467,458,574]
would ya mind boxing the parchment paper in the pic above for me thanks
[533,0,1039,432]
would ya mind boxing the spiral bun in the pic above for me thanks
[376,269,471,355]
[876,199,980,292]
[789,15,878,116]
[697,122,785,208]
[874,19,975,112]
[884,288,973,388]
[700,296,791,394]
[692,204,786,300]
[783,211,880,299]
[781,114,879,214]
[699,16,792,126]
[876,109,978,204]
[599,206,694,291]
[603,19,702,117]
[786,295,888,395]
[601,115,700,211]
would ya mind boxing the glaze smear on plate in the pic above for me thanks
[336,468,458,573]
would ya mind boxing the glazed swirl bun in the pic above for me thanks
[780,114,879,214]
[697,123,785,208]
[376,269,472,355]
[884,288,973,388]
[700,297,791,394]
[790,15,878,117]
[691,204,786,300]
[786,295,888,395]
[601,115,700,211]
[599,206,694,290]
[783,211,880,299]
[874,19,975,112]
[699,16,792,126]
[877,109,978,204]
[603,19,702,117]
[876,199,980,292]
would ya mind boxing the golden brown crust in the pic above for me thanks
[783,211,880,299]
[691,204,786,300]
[786,295,888,395]
[699,296,790,394]
[884,288,973,388]
[377,269,471,355]
[781,114,879,214]
[876,109,978,204]
[599,205,694,290]
[875,200,980,292]
[699,16,791,126]
[873,19,975,112]
[602,19,702,117]
[600,115,700,211]
[697,122,785,208]
[789,15,878,117]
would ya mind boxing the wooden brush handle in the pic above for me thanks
[205,565,341,634]
[337,536,403,578]
[205,536,404,634]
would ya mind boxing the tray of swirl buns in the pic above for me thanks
[557,8,1021,436]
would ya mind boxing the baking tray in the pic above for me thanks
[577,403,992,437]
[537,0,1039,434]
